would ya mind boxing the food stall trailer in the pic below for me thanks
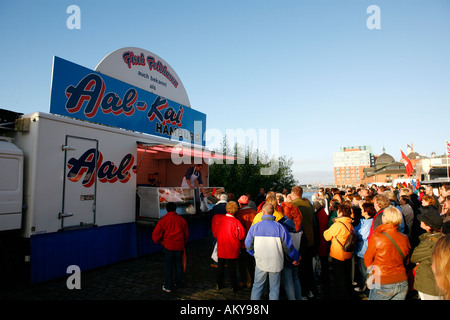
[0,48,229,284]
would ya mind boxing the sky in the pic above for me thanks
[1,0,449,185]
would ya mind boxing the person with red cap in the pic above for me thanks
[236,195,258,288]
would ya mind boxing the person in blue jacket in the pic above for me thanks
[278,215,303,300]
[354,202,377,294]
[245,203,301,300]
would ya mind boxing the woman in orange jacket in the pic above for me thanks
[364,206,411,300]
[323,203,354,299]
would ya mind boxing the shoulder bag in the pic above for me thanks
[381,232,406,262]
[336,221,358,252]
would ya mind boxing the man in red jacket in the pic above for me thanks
[152,202,189,293]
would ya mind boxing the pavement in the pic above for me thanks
[0,236,419,301]
[0,237,252,300]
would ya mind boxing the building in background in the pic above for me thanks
[334,143,449,188]
[416,155,450,183]
[361,145,425,186]
[333,145,374,188]
[361,147,415,186]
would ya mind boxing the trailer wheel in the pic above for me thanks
[0,234,26,288]
[0,240,15,287]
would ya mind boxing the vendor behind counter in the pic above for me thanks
[181,164,205,213]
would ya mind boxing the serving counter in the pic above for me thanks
[136,186,224,219]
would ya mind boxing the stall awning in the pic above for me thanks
[136,142,236,161]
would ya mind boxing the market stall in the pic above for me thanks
[0,47,233,283]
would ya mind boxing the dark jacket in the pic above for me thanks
[368,208,385,240]
[291,198,314,248]
[209,201,227,216]
[315,207,330,257]
[411,232,443,296]
[184,166,203,184]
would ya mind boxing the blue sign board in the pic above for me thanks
[49,57,206,145]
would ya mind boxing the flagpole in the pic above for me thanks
[447,151,449,182]
[447,141,449,182]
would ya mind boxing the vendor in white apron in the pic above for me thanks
[181,164,205,193]
[181,164,205,213]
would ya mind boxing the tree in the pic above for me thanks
[208,137,298,199]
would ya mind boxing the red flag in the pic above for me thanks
[447,141,450,159]
[401,150,414,177]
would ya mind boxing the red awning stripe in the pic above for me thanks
[145,145,235,160]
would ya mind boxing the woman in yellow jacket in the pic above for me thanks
[323,203,354,299]
[251,195,284,225]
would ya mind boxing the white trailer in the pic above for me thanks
[0,111,220,284]
[0,136,23,231]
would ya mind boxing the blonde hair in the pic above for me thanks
[382,206,403,226]
[374,194,390,209]
[400,188,411,196]
[226,201,239,215]
[265,195,277,207]
[314,198,325,208]
[383,190,396,202]
[432,235,450,300]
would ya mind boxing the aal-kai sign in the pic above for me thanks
[49,55,206,145]
[66,148,135,188]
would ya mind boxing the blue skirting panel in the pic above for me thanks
[30,223,138,284]
[136,224,163,256]
[136,218,209,256]
[30,218,209,284]
[186,218,209,242]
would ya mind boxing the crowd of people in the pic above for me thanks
[153,183,450,301]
